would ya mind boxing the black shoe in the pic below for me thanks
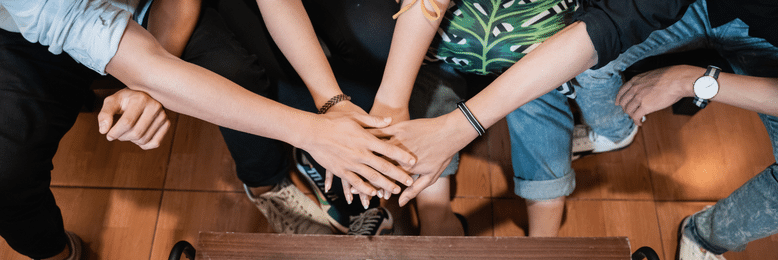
[347,207,394,236]
[294,148,377,233]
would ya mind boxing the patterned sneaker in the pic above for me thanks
[347,207,394,236]
[244,178,333,234]
[677,216,726,260]
[294,148,371,233]
[572,124,639,160]
[64,231,82,260]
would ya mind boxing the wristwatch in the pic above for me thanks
[692,65,721,108]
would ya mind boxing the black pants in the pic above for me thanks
[0,7,285,258]
[214,0,401,211]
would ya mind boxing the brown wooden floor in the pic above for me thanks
[2,101,777,260]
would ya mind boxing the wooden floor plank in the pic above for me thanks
[52,111,174,188]
[642,105,773,201]
[165,114,243,191]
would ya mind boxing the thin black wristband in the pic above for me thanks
[456,101,486,136]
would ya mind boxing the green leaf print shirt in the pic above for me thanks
[430,0,576,76]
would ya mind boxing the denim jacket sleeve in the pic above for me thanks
[572,0,696,69]
[0,0,132,75]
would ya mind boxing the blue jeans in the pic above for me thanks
[503,51,637,201]
[577,0,778,253]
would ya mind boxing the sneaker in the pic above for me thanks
[572,123,639,159]
[677,216,726,260]
[244,178,333,234]
[347,207,394,236]
[294,148,370,233]
[64,231,82,260]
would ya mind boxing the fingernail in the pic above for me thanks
[385,193,391,200]
[377,190,383,199]
[641,116,646,122]
[399,197,408,206]
[409,158,416,165]
[362,196,369,209]
[370,190,377,196]
[346,193,353,204]
[384,117,392,123]
[351,188,358,194]
[393,187,401,194]
[325,183,330,193]
[405,179,413,186]
[99,121,107,133]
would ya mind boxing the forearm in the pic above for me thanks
[106,21,314,147]
[146,0,202,57]
[465,21,597,129]
[255,0,341,108]
[375,0,448,109]
[710,73,778,116]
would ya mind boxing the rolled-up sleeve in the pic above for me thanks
[1,0,131,75]
[572,0,695,69]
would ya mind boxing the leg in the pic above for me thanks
[575,0,713,141]
[506,90,575,237]
[182,7,331,234]
[683,11,778,253]
[181,7,290,189]
[0,30,96,259]
[409,63,467,236]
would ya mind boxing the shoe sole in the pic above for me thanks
[573,125,639,160]
[592,124,639,153]
[294,150,350,233]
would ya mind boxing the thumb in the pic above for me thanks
[351,113,392,128]
[97,97,122,134]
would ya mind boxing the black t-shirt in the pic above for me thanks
[573,0,777,69]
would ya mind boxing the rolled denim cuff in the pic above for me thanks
[514,170,575,201]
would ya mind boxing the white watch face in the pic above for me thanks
[694,76,719,99]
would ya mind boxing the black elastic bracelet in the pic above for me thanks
[318,94,351,114]
[456,101,485,136]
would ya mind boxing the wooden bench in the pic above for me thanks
[169,232,650,260]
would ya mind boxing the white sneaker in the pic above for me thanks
[244,179,333,234]
[572,124,639,159]
[677,217,726,260]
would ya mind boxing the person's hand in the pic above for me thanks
[98,88,171,150]
[315,100,404,207]
[300,106,417,207]
[371,111,477,206]
[369,102,411,125]
[616,65,700,126]
[365,102,411,200]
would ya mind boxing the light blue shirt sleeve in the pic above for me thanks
[1,0,132,75]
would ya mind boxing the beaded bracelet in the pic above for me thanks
[318,94,351,114]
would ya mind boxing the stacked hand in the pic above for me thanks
[331,104,476,207]
[300,101,416,209]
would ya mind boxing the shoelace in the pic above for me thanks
[392,0,442,21]
[348,209,382,235]
[260,184,324,233]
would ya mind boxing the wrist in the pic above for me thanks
[443,110,480,147]
[685,66,708,98]
[287,111,323,149]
